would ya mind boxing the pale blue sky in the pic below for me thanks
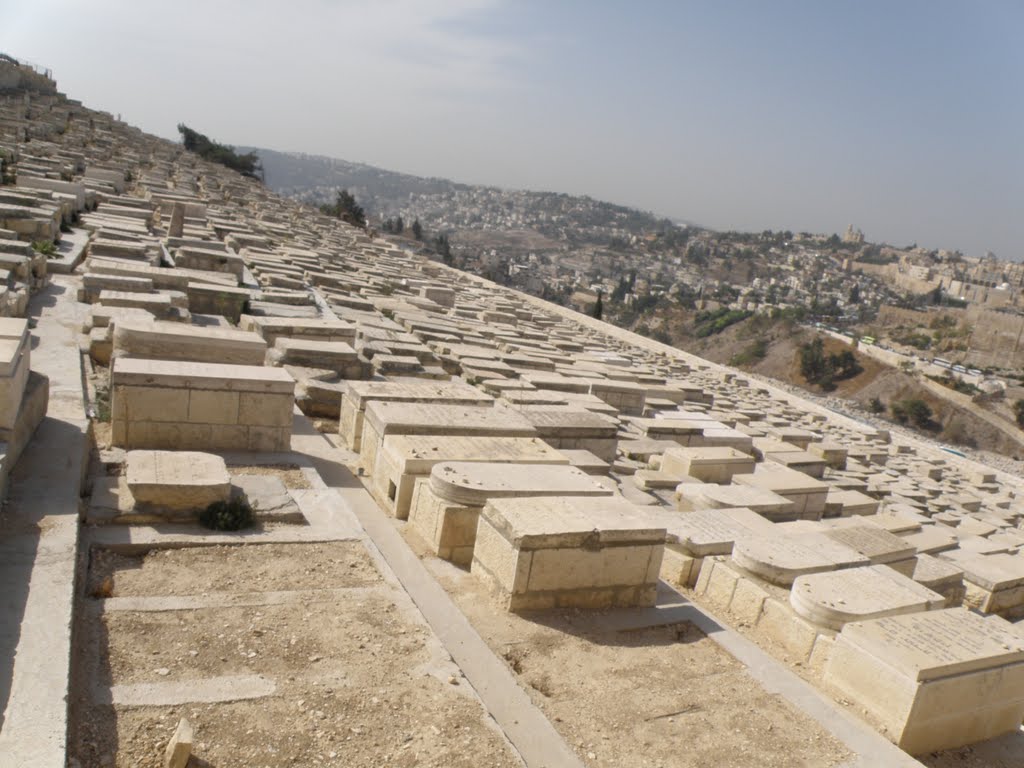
[2,0,1021,257]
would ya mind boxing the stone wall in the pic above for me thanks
[0,59,57,94]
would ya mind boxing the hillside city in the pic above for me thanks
[266,152,1024,461]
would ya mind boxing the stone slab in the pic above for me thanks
[125,450,231,511]
[732,533,869,586]
[825,609,1024,753]
[791,564,946,631]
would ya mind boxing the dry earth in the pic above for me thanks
[687,318,1024,456]
[69,542,522,768]
[403,525,852,768]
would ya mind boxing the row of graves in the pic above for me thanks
[0,84,118,497]
[6,78,1024,761]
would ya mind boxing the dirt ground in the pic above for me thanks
[88,543,378,597]
[69,541,522,768]
[226,464,313,489]
[412,538,852,768]
[920,731,1024,768]
[687,319,1023,456]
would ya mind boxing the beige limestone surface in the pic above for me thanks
[731,533,869,586]
[125,450,231,511]
[373,434,569,518]
[825,609,1024,754]
[790,564,946,631]
[472,494,665,611]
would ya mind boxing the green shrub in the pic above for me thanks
[200,498,255,531]
[93,382,111,422]
[32,240,56,256]
[891,398,933,428]
[730,339,768,367]
[693,308,752,338]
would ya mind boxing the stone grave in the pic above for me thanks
[472,494,666,611]
[371,434,569,518]
[651,506,776,587]
[265,337,372,379]
[111,358,295,451]
[824,609,1024,754]
[358,401,536,476]
[338,379,492,452]
[790,564,945,631]
[408,461,613,565]
[111,318,267,366]
[125,450,230,511]
[731,532,869,586]
[733,465,829,520]
[516,407,619,462]
[940,550,1024,618]
[660,446,755,484]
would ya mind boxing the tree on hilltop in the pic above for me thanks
[177,124,262,180]
[434,233,452,265]
[320,189,366,229]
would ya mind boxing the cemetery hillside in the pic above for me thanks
[2,54,1024,768]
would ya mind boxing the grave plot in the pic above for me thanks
[85,450,315,527]
[70,542,521,768]
[420,556,853,768]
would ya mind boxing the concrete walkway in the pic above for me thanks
[0,277,88,767]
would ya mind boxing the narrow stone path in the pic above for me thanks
[0,277,88,767]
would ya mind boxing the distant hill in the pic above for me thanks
[240,146,686,248]
[241,147,462,212]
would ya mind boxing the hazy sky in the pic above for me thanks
[3,1,1022,257]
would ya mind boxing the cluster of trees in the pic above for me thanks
[380,214,424,240]
[930,374,979,396]
[380,215,404,234]
[177,124,262,179]
[729,339,768,367]
[893,331,932,350]
[434,233,452,264]
[693,308,752,338]
[891,398,934,429]
[798,338,862,390]
[319,190,366,228]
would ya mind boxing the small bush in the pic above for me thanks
[200,498,255,531]
[93,382,111,422]
[891,398,933,429]
[32,240,56,256]
[730,339,768,367]
[868,396,885,414]
[693,308,752,338]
